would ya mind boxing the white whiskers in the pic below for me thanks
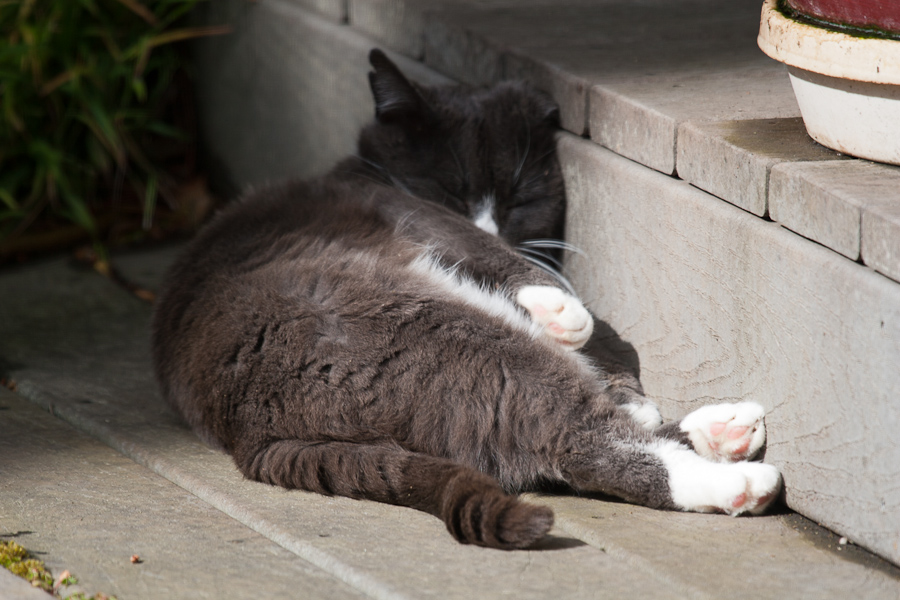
[515,239,590,296]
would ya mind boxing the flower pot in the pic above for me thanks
[758,0,900,165]
[782,0,900,38]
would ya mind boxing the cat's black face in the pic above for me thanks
[357,50,565,248]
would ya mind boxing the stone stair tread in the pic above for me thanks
[770,159,900,280]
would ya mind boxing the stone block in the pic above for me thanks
[770,160,861,260]
[591,86,678,174]
[349,0,585,64]
[348,0,444,58]
[770,160,900,278]
[678,118,844,217]
[423,1,608,134]
[423,7,504,86]
[349,0,423,58]
[558,133,900,566]
[864,197,900,284]
[591,62,800,175]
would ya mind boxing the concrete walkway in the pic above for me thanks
[2,246,899,599]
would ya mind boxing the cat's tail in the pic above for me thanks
[236,438,553,549]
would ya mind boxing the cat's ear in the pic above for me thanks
[537,94,560,127]
[542,103,560,127]
[368,49,433,125]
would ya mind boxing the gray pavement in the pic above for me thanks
[1,245,899,598]
[0,567,51,600]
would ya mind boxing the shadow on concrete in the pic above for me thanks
[529,534,588,551]
[583,316,642,381]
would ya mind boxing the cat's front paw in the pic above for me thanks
[516,286,593,351]
[679,402,767,463]
[622,401,663,429]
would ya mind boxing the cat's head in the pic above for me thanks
[357,49,565,249]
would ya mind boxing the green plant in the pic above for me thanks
[0,0,227,255]
[0,538,54,591]
[1,539,116,599]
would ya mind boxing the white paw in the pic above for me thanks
[679,402,767,463]
[622,401,663,429]
[516,285,593,351]
[657,443,781,516]
[691,461,781,516]
[736,461,782,515]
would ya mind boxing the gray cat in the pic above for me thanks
[152,49,781,549]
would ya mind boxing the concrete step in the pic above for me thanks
[559,133,900,568]
[1,247,899,598]
[185,0,900,565]
[0,568,52,600]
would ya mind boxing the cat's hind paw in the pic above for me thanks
[660,445,781,516]
[697,461,781,516]
[679,402,767,463]
[737,461,782,515]
[516,285,593,351]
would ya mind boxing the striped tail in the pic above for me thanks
[237,439,553,549]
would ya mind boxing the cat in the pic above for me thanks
[151,49,781,550]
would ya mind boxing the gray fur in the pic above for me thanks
[152,50,698,550]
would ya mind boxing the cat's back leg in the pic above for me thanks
[558,427,780,516]
[234,437,553,549]
[651,440,781,515]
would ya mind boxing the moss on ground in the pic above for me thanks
[0,539,116,600]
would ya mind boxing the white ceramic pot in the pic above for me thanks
[757,0,900,165]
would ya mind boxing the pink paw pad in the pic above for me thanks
[516,286,593,351]
[727,425,748,440]
[680,403,767,463]
[747,487,780,516]
[726,463,782,516]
